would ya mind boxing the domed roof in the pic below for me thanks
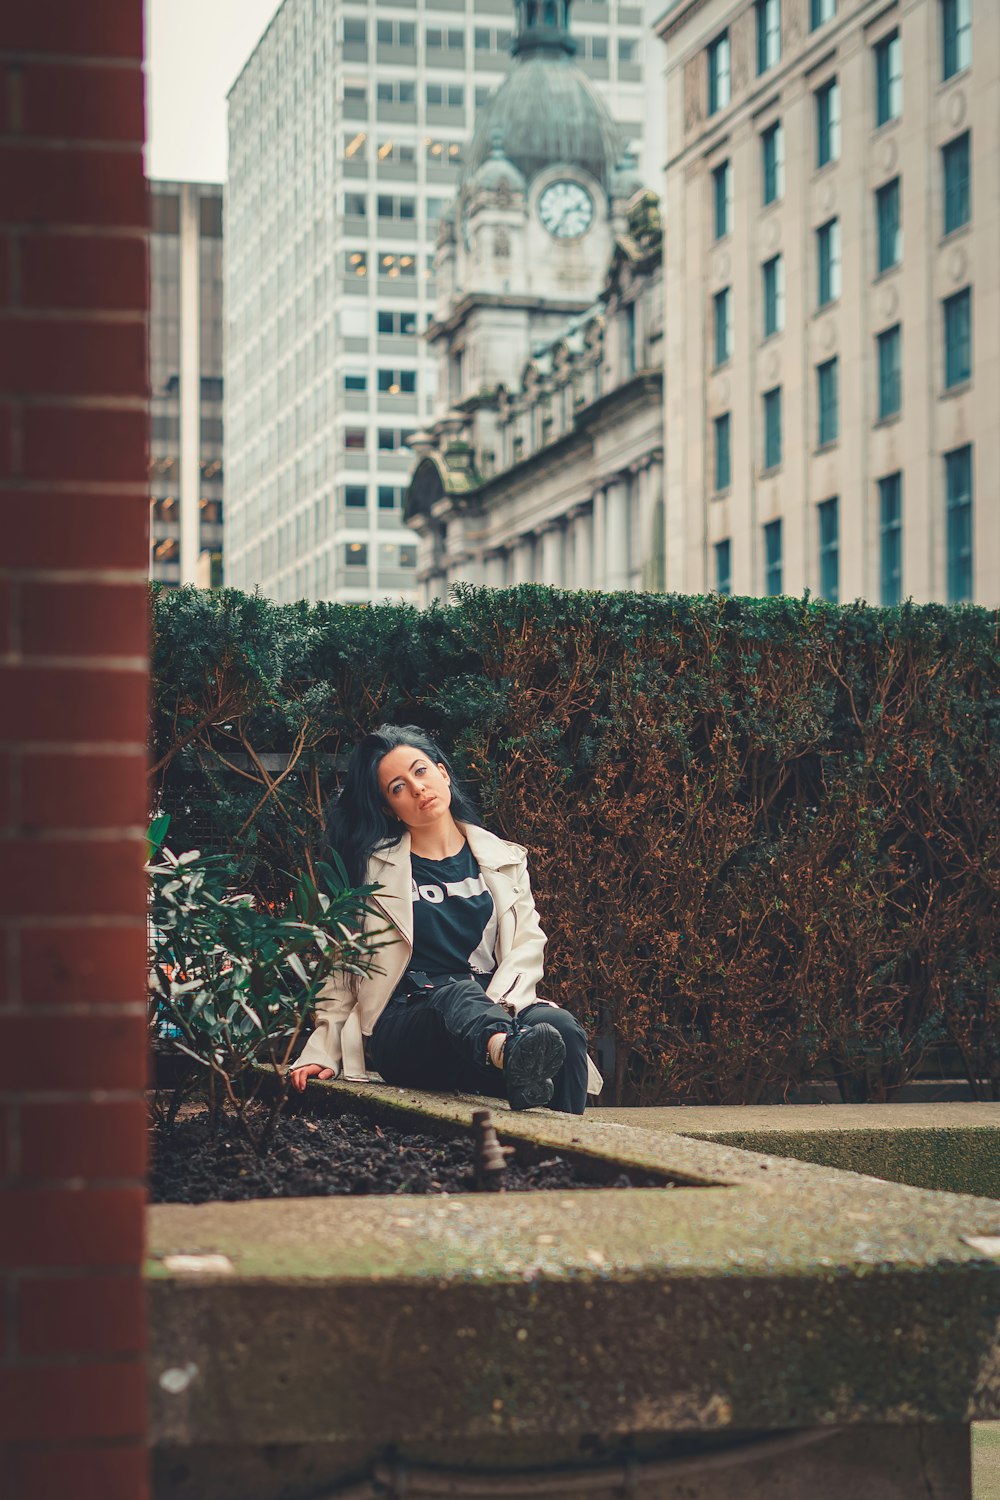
[468,131,528,195]
[462,5,622,194]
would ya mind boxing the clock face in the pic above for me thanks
[538,180,595,239]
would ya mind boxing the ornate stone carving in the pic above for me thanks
[947,88,967,128]
[494,226,511,258]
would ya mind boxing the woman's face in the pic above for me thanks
[377,744,453,832]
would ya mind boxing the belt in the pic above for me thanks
[394,969,489,1003]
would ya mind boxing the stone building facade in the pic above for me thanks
[657,0,998,605]
[406,1,665,598]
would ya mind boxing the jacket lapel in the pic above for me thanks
[462,823,521,920]
[368,835,414,947]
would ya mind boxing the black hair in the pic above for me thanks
[327,723,481,886]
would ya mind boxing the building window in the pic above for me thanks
[762,254,784,338]
[707,31,731,115]
[942,132,970,235]
[714,539,732,595]
[474,26,512,53]
[815,78,841,167]
[816,218,841,307]
[377,428,416,452]
[878,473,903,605]
[376,138,416,164]
[712,159,732,240]
[344,17,367,44]
[764,519,783,595]
[343,371,367,393]
[580,35,609,62]
[377,19,415,46]
[344,191,367,218]
[763,386,782,470]
[714,413,731,491]
[875,31,902,127]
[713,287,732,367]
[945,444,973,602]
[377,194,415,221]
[877,324,902,419]
[943,287,972,388]
[344,83,368,105]
[378,310,417,336]
[761,122,784,205]
[343,131,367,161]
[376,80,415,106]
[426,82,465,109]
[378,368,417,395]
[425,26,464,51]
[344,485,367,508]
[378,251,416,278]
[818,497,839,602]
[810,0,836,28]
[619,37,639,63]
[426,138,464,166]
[345,542,368,568]
[344,428,366,450]
[875,178,901,273]
[941,0,971,81]
[756,0,781,75]
[345,250,368,278]
[378,486,401,510]
[817,357,839,447]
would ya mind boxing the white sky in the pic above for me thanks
[144,0,283,183]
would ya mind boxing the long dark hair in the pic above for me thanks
[327,723,481,885]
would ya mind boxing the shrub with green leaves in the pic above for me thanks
[146,813,380,1151]
[151,584,1000,1106]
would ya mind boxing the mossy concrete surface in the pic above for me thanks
[595,1102,1000,1200]
[150,1080,1000,1453]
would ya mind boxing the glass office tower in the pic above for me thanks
[224,0,647,603]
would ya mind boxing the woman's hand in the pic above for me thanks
[290,1063,336,1094]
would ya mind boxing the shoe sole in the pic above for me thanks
[505,1023,565,1111]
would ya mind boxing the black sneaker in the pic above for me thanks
[503,1023,565,1111]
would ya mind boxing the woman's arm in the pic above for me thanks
[289,972,359,1089]
[486,854,548,1014]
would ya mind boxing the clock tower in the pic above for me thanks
[421,0,629,431]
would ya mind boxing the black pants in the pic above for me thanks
[367,974,590,1115]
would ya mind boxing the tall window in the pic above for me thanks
[810,0,836,28]
[713,287,732,366]
[817,357,839,446]
[762,254,785,337]
[761,122,784,206]
[714,413,732,491]
[945,444,973,602]
[818,497,839,602]
[708,31,731,115]
[817,218,841,306]
[879,473,903,604]
[764,518,783,595]
[876,178,901,273]
[714,539,732,595]
[875,31,902,126]
[941,0,971,81]
[942,132,970,234]
[713,159,733,240]
[763,386,782,470]
[815,78,841,167]
[756,0,781,75]
[943,288,972,388]
[877,325,902,419]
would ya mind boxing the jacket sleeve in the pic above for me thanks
[291,970,359,1078]
[486,854,547,1015]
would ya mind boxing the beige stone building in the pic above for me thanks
[657,0,997,605]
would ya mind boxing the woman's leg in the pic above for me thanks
[369,982,510,1094]
[517,1004,589,1114]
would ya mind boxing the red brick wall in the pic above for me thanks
[0,3,150,1496]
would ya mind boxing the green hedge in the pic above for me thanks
[151,584,1000,1106]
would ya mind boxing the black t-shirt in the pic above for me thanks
[410,842,498,979]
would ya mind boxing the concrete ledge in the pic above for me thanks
[594,1103,1000,1199]
[149,1081,1000,1457]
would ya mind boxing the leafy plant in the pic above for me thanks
[147,813,382,1152]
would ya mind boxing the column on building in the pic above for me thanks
[567,504,592,590]
[604,473,632,591]
[483,550,507,589]
[512,534,536,584]
[539,520,564,586]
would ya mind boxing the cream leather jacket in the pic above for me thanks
[294,822,603,1095]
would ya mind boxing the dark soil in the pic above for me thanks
[149,1102,665,1204]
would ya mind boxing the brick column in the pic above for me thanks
[0,4,150,1498]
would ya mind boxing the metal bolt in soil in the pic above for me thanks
[472,1109,514,1191]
